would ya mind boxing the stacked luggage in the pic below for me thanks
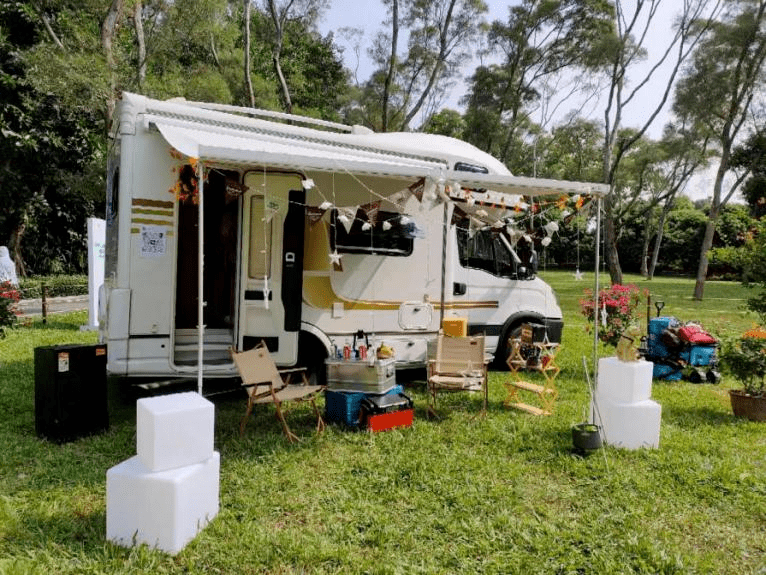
[644,317,720,383]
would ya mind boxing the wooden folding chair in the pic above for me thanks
[230,341,325,442]
[427,333,489,418]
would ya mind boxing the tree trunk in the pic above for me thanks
[603,212,623,285]
[133,1,146,88]
[267,0,292,114]
[640,211,652,277]
[9,221,26,279]
[101,0,125,129]
[381,0,399,132]
[273,52,292,113]
[648,200,671,280]
[243,0,255,107]
[694,208,719,301]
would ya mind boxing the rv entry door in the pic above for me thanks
[237,172,305,365]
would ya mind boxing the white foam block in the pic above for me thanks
[597,357,654,403]
[137,392,214,471]
[592,396,661,450]
[106,452,220,555]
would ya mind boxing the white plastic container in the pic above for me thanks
[106,452,220,555]
[597,356,654,403]
[137,391,214,472]
[592,396,661,449]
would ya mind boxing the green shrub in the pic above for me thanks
[17,275,88,299]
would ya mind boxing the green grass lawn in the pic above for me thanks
[1,276,765,574]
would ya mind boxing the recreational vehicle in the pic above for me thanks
[100,92,605,383]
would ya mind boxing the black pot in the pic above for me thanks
[572,423,603,452]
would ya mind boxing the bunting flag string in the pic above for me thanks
[166,146,597,254]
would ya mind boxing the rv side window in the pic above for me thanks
[248,195,272,278]
[456,226,514,278]
[330,209,414,256]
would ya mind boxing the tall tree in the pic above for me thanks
[733,131,766,218]
[102,0,126,126]
[597,0,721,286]
[646,118,711,278]
[462,0,614,171]
[359,0,488,131]
[673,0,766,300]
[258,0,329,113]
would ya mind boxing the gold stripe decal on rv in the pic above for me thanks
[133,207,174,217]
[132,198,174,209]
[131,217,174,227]
[302,276,497,311]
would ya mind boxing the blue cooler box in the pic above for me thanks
[325,385,404,428]
[653,362,682,381]
[646,333,670,358]
[679,345,716,367]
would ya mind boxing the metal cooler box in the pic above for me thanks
[326,358,396,393]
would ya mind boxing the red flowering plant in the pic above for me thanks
[0,280,21,338]
[580,284,647,347]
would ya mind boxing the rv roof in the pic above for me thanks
[121,92,607,198]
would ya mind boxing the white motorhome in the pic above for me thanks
[100,92,605,382]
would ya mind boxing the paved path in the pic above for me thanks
[16,295,89,317]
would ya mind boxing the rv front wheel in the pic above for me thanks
[298,332,328,387]
[493,324,524,370]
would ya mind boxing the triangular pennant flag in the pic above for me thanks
[359,201,381,227]
[409,178,426,202]
[337,206,357,233]
[306,206,326,224]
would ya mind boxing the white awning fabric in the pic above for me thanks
[151,117,608,198]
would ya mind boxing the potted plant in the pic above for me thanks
[719,326,766,421]
[572,422,602,452]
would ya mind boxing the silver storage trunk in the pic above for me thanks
[326,358,397,393]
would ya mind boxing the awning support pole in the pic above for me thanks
[439,201,448,329]
[197,161,205,396]
[591,196,602,423]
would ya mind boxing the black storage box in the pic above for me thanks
[34,343,109,443]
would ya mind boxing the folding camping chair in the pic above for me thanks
[230,341,325,442]
[427,333,489,418]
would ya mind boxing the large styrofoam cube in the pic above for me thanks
[592,396,661,449]
[106,452,220,555]
[137,392,214,472]
[597,357,653,403]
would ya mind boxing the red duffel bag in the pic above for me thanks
[677,323,717,345]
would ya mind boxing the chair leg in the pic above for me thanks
[273,402,300,443]
[311,398,326,435]
[426,384,439,419]
[239,398,255,436]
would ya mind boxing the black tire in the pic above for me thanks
[297,332,328,387]
[493,324,523,370]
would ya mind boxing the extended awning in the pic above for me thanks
[150,117,608,199]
